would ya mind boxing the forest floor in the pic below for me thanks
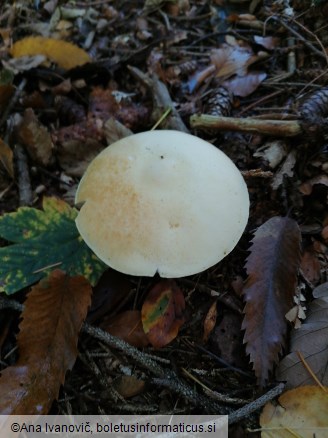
[1,1,328,437]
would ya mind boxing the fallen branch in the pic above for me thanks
[190,114,302,137]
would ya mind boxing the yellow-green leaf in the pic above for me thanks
[0,197,106,294]
[10,36,91,70]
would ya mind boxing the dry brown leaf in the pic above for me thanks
[276,282,328,388]
[0,83,14,112]
[223,71,267,97]
[271,150,297,190]
[253,141,287,169]
[242,217,301,386]
[299,175,328,195]
[203,301,217,343]
[0,138,14,178]
[102,310,149,348]
[16,108,54,166]
[300,244,322,285]
[10,36,91,70]
[113,375,145,399]
[260,386,328,437]
[0,270,92,414]
[211,42,267,79]
[254,35,280,50]
[104,118,133,145]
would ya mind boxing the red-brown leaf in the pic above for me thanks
[0,270,92,414]
[242,217,301,386]
[102,310,149,348]
[141,280,185,348]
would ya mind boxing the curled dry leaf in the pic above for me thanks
[242,216,301,386]
[203,301,217,343]
[260,386,328,438]
[141,280,185,349]
[254,36,280,51]
[0,270,92,414]
[223,71,267,97]
[276,282,328,388]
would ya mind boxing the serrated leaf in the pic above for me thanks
[0,197,106,294]
[242,217,301,386]
[0,270,92,414]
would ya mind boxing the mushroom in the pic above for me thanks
[75,130,249,277]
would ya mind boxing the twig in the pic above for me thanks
[273,17,328,62]
[179,278,243,314]
[14,143,33,206]
[1,295,286,421]
[128,66,189,133]
[82,323,231,414]
[190,114,302,137]
[0,78,27,131]
[228,382,285,425]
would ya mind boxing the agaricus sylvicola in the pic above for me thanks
[75,130,249,277]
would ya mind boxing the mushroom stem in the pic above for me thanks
[190,114,302,137]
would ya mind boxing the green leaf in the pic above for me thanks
[0,197,107,294]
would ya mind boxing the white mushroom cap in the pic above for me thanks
[75,130,249,277]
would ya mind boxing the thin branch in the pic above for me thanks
[14,143,33,206]
[190,114,302,137]
[228,382,285,425]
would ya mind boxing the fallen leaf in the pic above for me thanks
[210,312,247,369]
[260,386,328,437]
[254,141,287,169]
[113,375,145,399]
[271,150,297,190]
[102,310,149,348]
[300,244,322,285]
[16,108,54,166]
[285,290,306,329]
[0,270,92,414]
[254,36,280,50]
[0,197,106,294]
[223,71,267,97]
[3,55,46,74]
[203,301,217,343]
[242,217,301,386]
[0,83,14,113]
[104,118,133,145]
[142,280,185,348]
[299,175,328,195]
[276,282,328,388]
[0,138,14,178]
[10,36,91,70]
[211,42,267,79]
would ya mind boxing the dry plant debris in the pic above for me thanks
[260,386,328,438]
[0,0,328,434]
